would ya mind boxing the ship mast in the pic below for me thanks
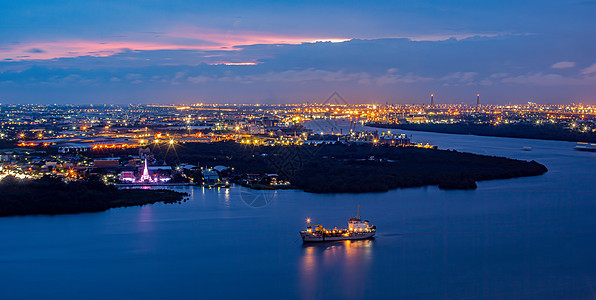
[357,205,360,219]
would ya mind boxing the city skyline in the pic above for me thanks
[2,1,596,104]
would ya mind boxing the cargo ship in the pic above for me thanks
[300,206,376,243]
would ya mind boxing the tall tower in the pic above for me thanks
[139,159,153,182]
[431,94,434,106]
[476,94,480,106]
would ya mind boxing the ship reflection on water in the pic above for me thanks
[299,239,374,299]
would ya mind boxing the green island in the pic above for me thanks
[145,142,548,193]
[0,176,187,217]
[368,122,596,143]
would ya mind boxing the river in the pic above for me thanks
[1,127,595,299]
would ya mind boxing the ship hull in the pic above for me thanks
[575,147,596,152]
[300,232,375,243]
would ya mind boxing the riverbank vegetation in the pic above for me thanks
[0,176,187,217]
[144,142,548,193]
[369,123,596,143]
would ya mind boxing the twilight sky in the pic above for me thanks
[1,0,596,105]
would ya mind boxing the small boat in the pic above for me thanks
[522,146,532,151]
[574,142,596,152]
[205,180,231,188]
[300,206,376,243]
[214,180,231,188]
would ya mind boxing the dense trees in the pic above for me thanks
[147,142,547,193]
[0,176,185,217]
[290,145,546,193]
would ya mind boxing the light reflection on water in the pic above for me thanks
[300,239,374,300]
[219,187,231,207]
[137,205,154,233]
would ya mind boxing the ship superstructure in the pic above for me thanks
[300,206,376,243]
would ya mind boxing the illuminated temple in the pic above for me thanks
[120,159,170,183]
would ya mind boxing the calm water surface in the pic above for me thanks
[1,130,596,299]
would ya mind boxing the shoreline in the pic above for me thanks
[0,177,188,217]
[115,183,195,187]
[367,123,596,144]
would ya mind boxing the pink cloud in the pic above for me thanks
[551,61,576,69]
[0,27,512,62]
[582,63,596,75]
[209,62,260,66]
[1,40,213,61]
[0,28,349,61]
[166,26,349,47]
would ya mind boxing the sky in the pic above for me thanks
[1,0,596,105]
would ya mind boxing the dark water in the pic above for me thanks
[1,130,596,299]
